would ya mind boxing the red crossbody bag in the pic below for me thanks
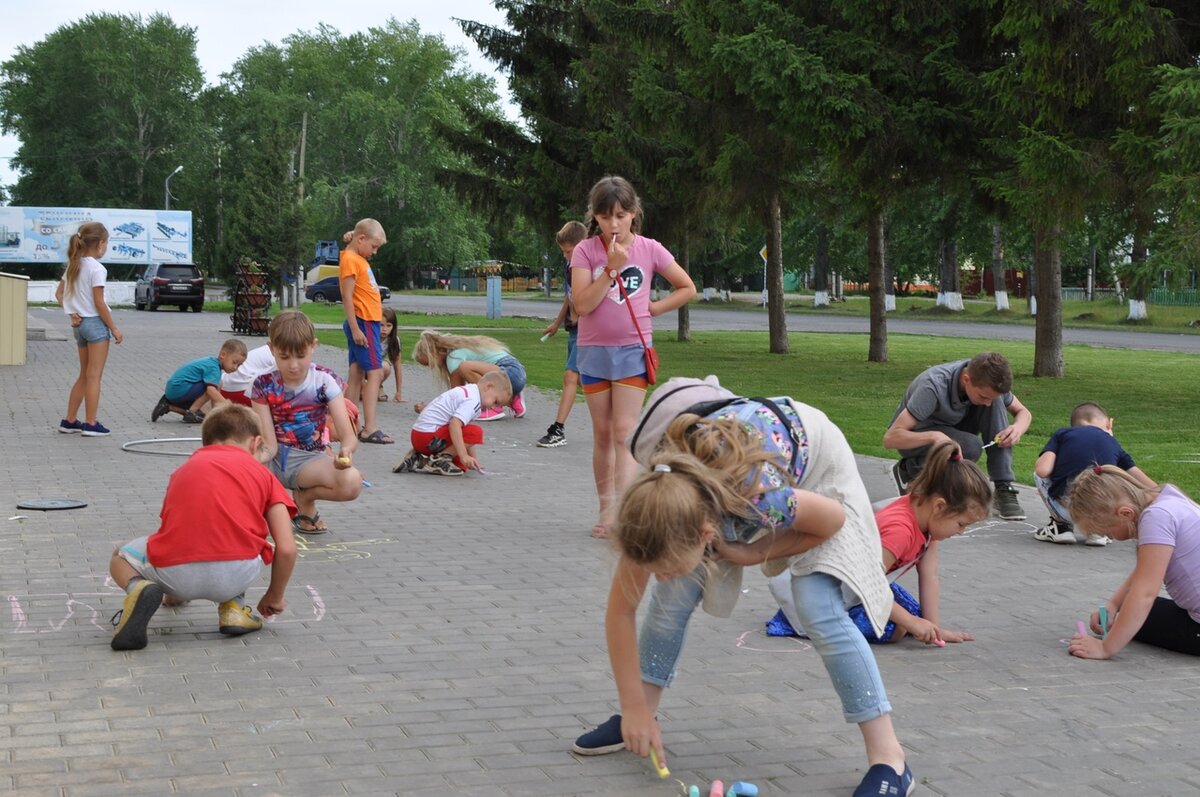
[614,274,658,385]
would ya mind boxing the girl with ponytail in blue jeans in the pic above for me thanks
[571,376,913,797]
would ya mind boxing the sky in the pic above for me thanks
[0,0,515,193]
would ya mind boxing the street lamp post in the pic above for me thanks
[164,165,183,210]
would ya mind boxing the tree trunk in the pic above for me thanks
[883,225,896,312]
[938,237,963,310]
[1127,224,1149,321]
[677,229,691,341]
[991,222,1009,311]
[813,224,830,307]
[1033,225,1064,377]
[1027,239,1038,316]
[766,193,788,354]
[867,208,888,363]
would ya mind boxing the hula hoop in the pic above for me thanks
[121,437,202,457]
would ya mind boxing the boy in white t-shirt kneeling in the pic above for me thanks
[394,371,512,476]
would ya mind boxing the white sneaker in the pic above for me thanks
[1084,534,1112,547]
[1034,523,1076,544]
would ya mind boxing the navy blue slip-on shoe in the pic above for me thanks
[571,714,625,756]
[853,763,915,797]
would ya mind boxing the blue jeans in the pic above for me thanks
[1035,474,1072,524]
[638,570,891,724]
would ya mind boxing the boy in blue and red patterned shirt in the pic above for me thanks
[252,311,362,535]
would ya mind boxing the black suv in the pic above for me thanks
[135,263,205,312]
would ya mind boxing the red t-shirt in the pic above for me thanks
[147,444,296,567]
[875,495,928,575]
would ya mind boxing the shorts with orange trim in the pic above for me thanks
[580,374,649,395]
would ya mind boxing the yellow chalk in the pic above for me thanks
[650,747,670,779]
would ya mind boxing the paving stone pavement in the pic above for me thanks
[2,306,1199,797]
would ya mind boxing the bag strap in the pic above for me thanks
[630,393,801,475]
[685,397,801,475]
[614,275,650,353]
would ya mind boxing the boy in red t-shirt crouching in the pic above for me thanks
[108,403,298,651]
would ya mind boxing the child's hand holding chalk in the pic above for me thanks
[1076,620,1089,637]
[649,746,669,779]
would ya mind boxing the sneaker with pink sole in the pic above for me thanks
[510,391,526,418]
[477,406,505,422]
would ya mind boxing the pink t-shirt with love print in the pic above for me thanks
[569,234,675,348]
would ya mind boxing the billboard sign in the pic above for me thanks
[0,206,193,265]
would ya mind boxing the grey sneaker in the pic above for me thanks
[392,450,425,473]
[420,454,464,476]
[151,394,171,422]
[1084,533,1112,547]
[891,460,914,496]
[994,482,1026,520]
[537,422,566,448]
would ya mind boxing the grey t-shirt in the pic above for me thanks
[891,359,1013,429]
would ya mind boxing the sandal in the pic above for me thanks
[292,513,329,534]
[358,429,394,444]
[378,393,388,402]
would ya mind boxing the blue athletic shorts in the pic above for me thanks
[344,319,383,371]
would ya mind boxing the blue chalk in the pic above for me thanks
[727,782,758,797]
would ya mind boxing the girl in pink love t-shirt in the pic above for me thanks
[569,176,696,539]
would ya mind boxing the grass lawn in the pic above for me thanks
[768,293,1200,336]
[307,311,1200,495]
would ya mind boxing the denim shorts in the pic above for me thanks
[73,316,111,347]
[495,355,527,395]
[565,330,578,374]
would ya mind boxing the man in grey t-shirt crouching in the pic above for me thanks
[883,352,1032,520]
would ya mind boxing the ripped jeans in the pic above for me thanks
[638,570,891,724]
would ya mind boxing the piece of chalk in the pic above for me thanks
[728,782,758,797]
[361,479,373,488]
[1099,606,1109,640]
[934,639,946,648]
[539,333,551,343]
[689,787,700,797]
[709,781,724,797]
[1076,620,1088,637]
[649,747,669,779]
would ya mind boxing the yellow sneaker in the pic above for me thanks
[111,579,164,651]
[218,600,263,636]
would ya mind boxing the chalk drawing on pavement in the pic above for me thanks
[735,629,812,654]
[6,583,325,633]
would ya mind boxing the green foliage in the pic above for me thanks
[210,21,502,284]
[0,13,204,207]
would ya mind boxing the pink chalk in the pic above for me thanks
[934,639,946,648]
[1076,621,1088,637]
[708,781,724,797]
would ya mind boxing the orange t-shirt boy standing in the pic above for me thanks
[338,217,392,444]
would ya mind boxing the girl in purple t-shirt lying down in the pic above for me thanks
[1067,465,1200,658]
